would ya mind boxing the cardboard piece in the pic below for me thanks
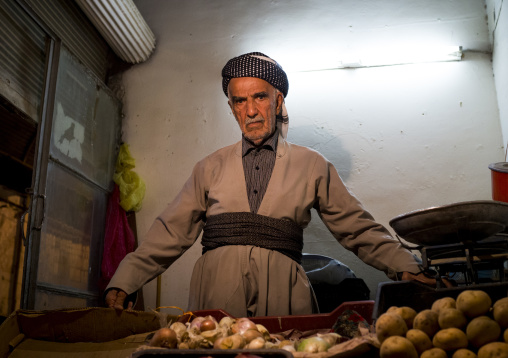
[0,307,165,358]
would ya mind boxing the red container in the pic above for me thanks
[489,162,508,202]
[178,300,374,333]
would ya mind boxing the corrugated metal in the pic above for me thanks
[0,0,46,122]
[0,0,117,126]
[25,0,112,81]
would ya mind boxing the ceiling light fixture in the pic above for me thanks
[75,0,156,64]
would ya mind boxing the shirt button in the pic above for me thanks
[253,189,258,194]
[255,166,259,170]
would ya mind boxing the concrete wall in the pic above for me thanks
[121,0,504,312]
[487,0,508,153]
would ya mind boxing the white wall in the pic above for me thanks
[487,0,508,152]
[121,0,504,312]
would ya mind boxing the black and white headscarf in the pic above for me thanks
[222,52,290,140]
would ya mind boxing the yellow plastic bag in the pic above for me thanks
[113,144,146,212]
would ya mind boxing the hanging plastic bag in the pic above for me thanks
[113,143,146,212]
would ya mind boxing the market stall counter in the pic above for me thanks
[0,301,375,358]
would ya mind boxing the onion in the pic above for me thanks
[297,336,331,353]
[169,322,187,338]
[245,336,266,349]
[231,318,257,335]
[148,327,178,348]
[281,344,296,352]
[200,329,223,343]
[278,339,295,349]
[219,316,235,329]
[189,316,206,331]
[255,324,271,340]
[242,329,263,343]
[318,332,341,346]
[264,341,278,349]
[214,334,246,349]
[200,319,216,332]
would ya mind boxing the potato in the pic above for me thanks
[413,309,440,338]
[387,306,418,329]
[453,349,478,358]
[376,312,408,343]
[494,297,508,309]
[379,335,418,358]
[432,327,468,351]
[438,307,468,329]
[432,297,457,314]
[477,342,508,358]
[466,316,501,348]
[494,301,508,328]
[421,347,448,358]
[456,290,492,318]
[406,329,432,355]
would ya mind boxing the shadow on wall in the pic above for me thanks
[290,124,352,181]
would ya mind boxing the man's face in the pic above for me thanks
[228,77,283,146]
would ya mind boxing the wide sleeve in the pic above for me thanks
[311,154,422,279]
[106,160,208,295]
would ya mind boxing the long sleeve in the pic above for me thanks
[106,160,208,295]
[311,154,422,279]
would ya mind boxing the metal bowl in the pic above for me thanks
[389,200,508,246]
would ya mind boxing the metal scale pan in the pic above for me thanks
[389,200,508,284]
[389,200,508,246]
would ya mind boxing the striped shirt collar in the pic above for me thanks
[241,129,279,157]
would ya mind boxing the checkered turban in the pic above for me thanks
[222,52,290,139]
[221,52,289,97]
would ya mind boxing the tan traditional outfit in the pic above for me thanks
[107,52,422,317]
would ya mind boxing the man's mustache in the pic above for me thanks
[245,117,264,125]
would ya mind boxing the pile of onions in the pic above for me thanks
[146,315,341,353]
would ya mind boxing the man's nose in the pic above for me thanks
[246,99,258,117]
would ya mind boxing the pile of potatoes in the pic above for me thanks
[376,289,508,358]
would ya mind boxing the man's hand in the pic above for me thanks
[401,271,454,288]
[105,288,133,310]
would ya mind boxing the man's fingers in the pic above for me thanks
[401,271,455,288]
[105,289,118,308]
[114,290,127,309]
[106,289,128,310]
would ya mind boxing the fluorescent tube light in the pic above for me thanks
[339,46,463,68]
[284,45,463,72]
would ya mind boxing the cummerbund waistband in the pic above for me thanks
[201,212,304,264]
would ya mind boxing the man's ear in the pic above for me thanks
[276,92,284,114]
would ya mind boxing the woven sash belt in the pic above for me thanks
[201,212,304,264]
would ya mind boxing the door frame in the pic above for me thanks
[16,0,61,309]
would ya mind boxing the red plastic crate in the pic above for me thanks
[177,300,374,333]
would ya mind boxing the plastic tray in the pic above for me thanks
[373,280,508,319]
[177,300,374,333]
[131,348,293,357]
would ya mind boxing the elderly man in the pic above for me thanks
[106,52,433,317]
